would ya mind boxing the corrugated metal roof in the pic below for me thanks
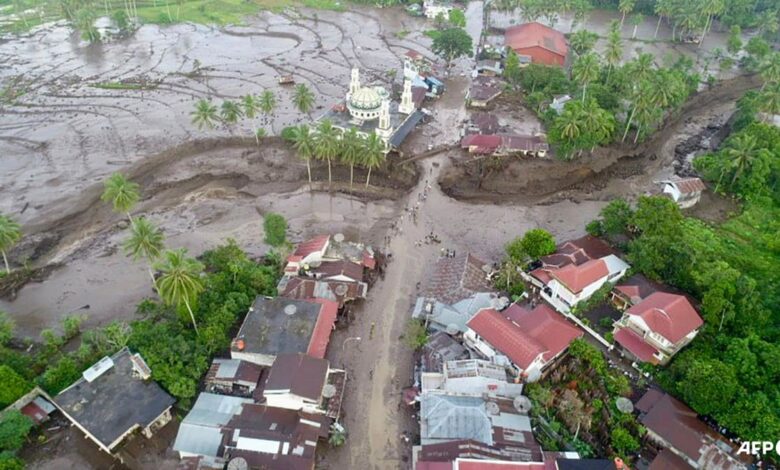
[213,359,240,379]
[173,422,224,458]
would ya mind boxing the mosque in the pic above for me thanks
[319,68,426,152]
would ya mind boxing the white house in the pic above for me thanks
[659,177,706,209]
[423,0,453,19]
[543,254,629,312]
[421,359,525,398]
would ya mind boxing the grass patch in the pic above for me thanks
[91,81,156,90]
[423,29,440,40]
[395,29,409,39]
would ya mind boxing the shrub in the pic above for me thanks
[0,411,33,453]
[263,213,288,247]
[36,356,79,395]
[0,313,14,346]
[403,319,428,350]
[0,366,31,408]
[61,314,85,341]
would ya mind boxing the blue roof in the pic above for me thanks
[389,110,425,148]
[426,76,444,87]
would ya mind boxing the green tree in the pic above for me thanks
[679,358,740,416]
[340,128,362,191]
[569,29,598,56]
[726,25,742,55]
[600,198,633,235]
[520,228,556,259]
[605,29,623,82]
[504,50,522,88]
[759,53,780,89]
[618,0,634,27]
[190,99,218,130]
[0,311,13,345]
[654,0,673,38]
[572,53,600,102]
[220,100,243,126]
[241,94,259,119]
[505,237,526,263]
[293,84,315,116]
[699,0,725,48]
[259,90,276,124]
[155,249,205,336]
[263,213,287,247]
[100,172,140,224]
[0,215,21,275]
[291,124,315,184]
[123,217,165,293]
[610,426,640,455]
[0,411,33,452]
[630,13,644,39]
[631,195,682,237]
[403,319,428,349]
[448,8,466,27]
[76,8,100,43]
[314,119,340,186]
[362,133,385,187]
[0,366,31,408]
[720,133,758,190]
[431,28,472,68]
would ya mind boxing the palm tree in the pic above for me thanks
[123,217,165,292]
[155,249,204,335]
[101,172,140,224]
[630,14,644,39]
[242,94,259,119]
[618,0,634,27]
[362,133,386,187]
[569,29,597,56]
[314,119,340,186]
[293,84,315,116]
[340,128,362,191]
[572,53,600,102]
[630,53,655,83]
[557,104,584,141]
[622,83,652,142]
[605,29,623,82]
[191,99,218,129]
[721,134,758,190]
[581,99,616,149]
[758,83,780,121]
[259,90,277,124]
[654,0,672,39]
[291,125,316,184]
[0,214,21,275]
[220,100,243,127]
[760,53,780,89]
[699,0,725,47]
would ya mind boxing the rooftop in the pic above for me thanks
[549,259,609,294]
[614,273,663,305]
[205,359,264,387]
[663,177,706,194]
[307,259,365,282]
[504,22,568,57]
[264,353,328,402]
[422,331,470,372]
[287,235,329,262]
[412,292,498,334]
[627,292,703,343]
[232,297,338,359]
[279,277,366,308]
[421,253,494,305]
[467,304,583,370]
[173,393,252,459]
[53,348,175,450]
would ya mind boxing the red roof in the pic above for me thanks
[627,292,702,343]
[306,299,339,358]
[288,235,329,261]
[505,22,568,58]
[456,459,547,470]
[550,259,608,294]
[671,177,706,194]
[614,328,659,363]
[362,250,376,270]
[406,49,424,60]
[466,304,582,370]
[417,463,452,470]
[462,134,501,151]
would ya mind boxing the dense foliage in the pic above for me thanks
[431,28,473,66]
[263,213,288,248]
[0,410,33,468]
[587,188,780,441]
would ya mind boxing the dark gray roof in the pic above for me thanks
[232,296,323,356]
[557,459,618,470]
[53,347,175,450]
[264,353,328,401]
[390,110,425,148]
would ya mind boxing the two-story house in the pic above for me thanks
[612,292,703,365]
[463,303,582,382]
[262,353,345,420]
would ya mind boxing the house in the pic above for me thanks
[174,392,331,470]
[418,393,542,460]
[305,259,365,283]
[420,253,494,305]
[52,348,175,454]
[283,233,376,276]
[173,393,253,465]
[231,296,338,366]
[609,273,665,310]
[523,236,630,313]
[659,177,706,209]
[404,49,432,80]
[612,292,703,365]
[550,94,572,114]
[461,134,548,157]
[263,353,346,420]
[221,403,330,470]
[3,386,57,425]
[204,359,266,398]
[412,292,501,334]
[278,277,368,308]
[421,359,525,398]
[463,303,583,382]
[636,390,748,470]
[466,112,500,135]
[415,455,623,470]
[423,0,453,19]
[476,59,503,76]
[467,81,503,108]
[421,331,470,372]
[284,234,330,275]
[504,22,568,67]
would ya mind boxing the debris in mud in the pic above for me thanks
[673,122,724,177]
[0,264,60,301]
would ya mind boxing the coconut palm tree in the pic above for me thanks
[362,133,385,188]
[291,125,316,184]
[154,248,204,335]
[630,53,655,83]
[572,53,600,102]
[721,134,758,190]
[0,214,21,275]
[630,14,644,39]
[259,90,276,124]
[654,0,672,39]
[191,99,218,130]
[242,94,259,119]
[314,119,340,186]
[759,52,780,89]
[293,84,315,116]
[699,0,725,47]
[557,104,584,141]
[101,172,140,224]
[340,128,362,191]
[123,217,165,292]
[758,83,780,121]
[605,29,623,82]
[618,0,634,27]
[569,29,598,56]
[220,100,243,127]
[622,83,652,142]
[581,99,616,149]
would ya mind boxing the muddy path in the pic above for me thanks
[440,73,762,204]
